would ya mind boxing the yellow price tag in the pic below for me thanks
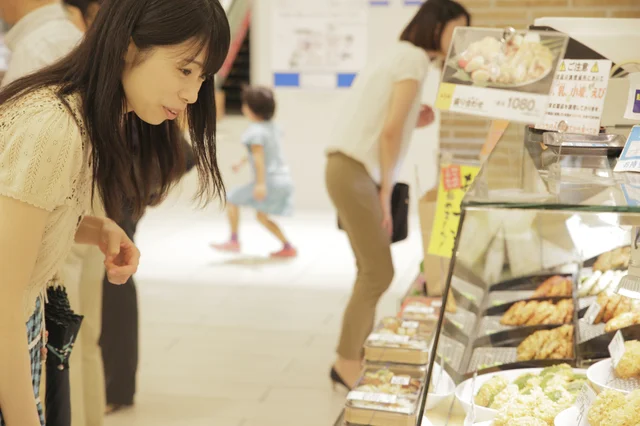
[435,83,456,111]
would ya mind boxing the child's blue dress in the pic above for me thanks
[227,122,294,216]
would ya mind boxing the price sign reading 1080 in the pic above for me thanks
[508,97,536,112]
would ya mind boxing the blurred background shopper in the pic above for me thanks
[325,0,471,389]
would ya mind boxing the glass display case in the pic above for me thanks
[420,123,640,426]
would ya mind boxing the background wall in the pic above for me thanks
[226,0,640,215]
[249,0,442,213]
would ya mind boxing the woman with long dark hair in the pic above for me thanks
[326,0,470,389]
[0,0,230,424]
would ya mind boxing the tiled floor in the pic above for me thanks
[103,192,423,426]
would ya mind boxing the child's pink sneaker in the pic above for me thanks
[210,240,241,253]
[271,246,298,258]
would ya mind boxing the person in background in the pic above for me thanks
[212,86,297,258]
[63,0,100,31]
[0,0,82,86]
[325,0,470,389]
[0,1,230,426]
[101,126,195,415]
[0,1,104,425]
[56,4,106,424]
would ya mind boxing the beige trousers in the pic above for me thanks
[325,153,395,360]
[61,205,106,426]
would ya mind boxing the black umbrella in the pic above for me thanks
[44,284,84,426]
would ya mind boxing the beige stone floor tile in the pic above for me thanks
[104,393,246,426]
[242,387,346,423]
[103,207,422,426]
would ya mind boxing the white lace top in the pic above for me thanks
[0,86,92,321]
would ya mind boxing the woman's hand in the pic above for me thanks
[98,219,140,285]
[253,183,267,201]
[417,104,435,128]
[379,187,393,238]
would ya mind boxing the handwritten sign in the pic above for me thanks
[574,384,597,426]
[609,330,626,368]
[428,164,480,258]
[582,302,601,325]
[536,60,612,135]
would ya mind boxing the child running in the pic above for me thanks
[212,86,296,257]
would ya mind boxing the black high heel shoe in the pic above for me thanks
[330,367,352,391]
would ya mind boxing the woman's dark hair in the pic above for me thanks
[0,0,230,221]
[242,86,276,121]
[400,0,470,52]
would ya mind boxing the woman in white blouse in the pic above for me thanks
[326,0,470,389]
[0,0,230,424]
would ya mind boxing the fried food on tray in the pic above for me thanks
[525,301,555,326]
[501,299,573,326]
[517,300,540,325]
[532,275,573,298]
[614,340,640,379]
[501,301,526,325]
[544,299,574,325]
[614,297,634,319]
[517,329,551,361]
[591,293,640,331]
[517,325,574,361]
[605,312,640,333]
[603,294,623,323]
[593,246,631,272]
[588,389,640,426]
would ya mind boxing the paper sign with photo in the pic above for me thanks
[435,27,569,123]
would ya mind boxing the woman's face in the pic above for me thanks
[440,15,469,57]
[122,40,208,125]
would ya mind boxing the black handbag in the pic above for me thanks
[338,182,410,244]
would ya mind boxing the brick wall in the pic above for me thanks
[440,0,640,158]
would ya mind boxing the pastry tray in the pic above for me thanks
[364,318,434,365]
[483,296,573,317]
[436,334,465,373]
[542,132,625,156]
[451,276,484,311]
[473,324,572,348]
[488,272,573,292]
[478,316,515,336]
[583,245,631,269]
[466,325,577,375]
[579,323,640,360]
[487,290,536,308]
[444,306,476,336]
[345,364,425,426]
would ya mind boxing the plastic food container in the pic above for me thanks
[399,297,442,327]
[345,365,425,426]
[364,317,433,365]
